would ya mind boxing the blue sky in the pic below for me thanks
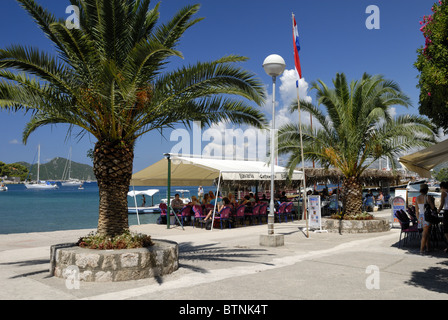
[0,0,437,173]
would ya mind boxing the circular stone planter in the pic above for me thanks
[50,239,178,282]
[324,218,390,234]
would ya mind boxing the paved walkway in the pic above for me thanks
[1,209,448,301]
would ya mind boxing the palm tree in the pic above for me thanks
[0,0,267,237]
[278,73,437,216]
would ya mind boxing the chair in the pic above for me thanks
[394,210,419,248]
[214,206,232,229]
[259,203,268,223]
[235,205,246,227]
[192,205,206,228]
[252,204,262,225]
[406,206,418,225]
[276,202,287,223]
[284,202,294,222]
[176,205,191,227]
[159,203,168,224]
[159,203,167,216]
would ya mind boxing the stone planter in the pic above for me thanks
[50,239,178,282]
[324,218,390,234]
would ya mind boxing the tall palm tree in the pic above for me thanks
[0,0,267,237]
[278,73,437,215]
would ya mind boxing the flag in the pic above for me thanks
[292,14,302,86]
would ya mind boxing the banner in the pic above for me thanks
[391,196,406,227]
[308,195,322,229]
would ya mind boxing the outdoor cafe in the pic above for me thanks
[130,153,305,230]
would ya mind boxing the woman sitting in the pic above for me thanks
[201,197,230,222]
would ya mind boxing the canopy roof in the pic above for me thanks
[131,154,303,187]
[127,189,159,197]
[399,139,448,178]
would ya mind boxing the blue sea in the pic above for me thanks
[0,183,215,235]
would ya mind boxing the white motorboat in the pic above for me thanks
[0,184,7,192]
[24,145,58,190]
[161,189,191,205]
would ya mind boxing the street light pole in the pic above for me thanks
[260,54,286,247]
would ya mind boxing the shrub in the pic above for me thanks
[77,230,154,250]
[330,212,374,220]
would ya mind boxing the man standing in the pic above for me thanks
[198,186,204,202]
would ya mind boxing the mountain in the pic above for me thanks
[18,157,95,181]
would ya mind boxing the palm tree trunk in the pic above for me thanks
[93,140,134,237]
[342,176,363,216]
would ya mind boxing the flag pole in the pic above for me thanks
[292,13,309,238]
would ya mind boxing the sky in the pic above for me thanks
[0,0,439,173]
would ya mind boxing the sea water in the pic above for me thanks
[0,184,212,234]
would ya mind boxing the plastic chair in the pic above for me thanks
[276,202,287,222]
[252,204,261,225]
[284,202,294,222]
[394,210,419,248]
[235,205,246,227]
[192,205,206,228]
[259,204,268,223]
[159,203,167,216]
[176,205,191,227]
[214,206,232,229]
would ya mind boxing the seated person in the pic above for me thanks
[249,193,257,205]
[240,195,251,206]
[171,194,184,213]
[188,195,200,206]
[376,191,384,209]
[210,193,222,206]
[202,197,230,222]
[260,194,269,202]
[201,193,210,205]
[279,191,288,202]
[227,193,237,207]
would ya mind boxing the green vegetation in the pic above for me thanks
[415,0,448,132]
[0,0,266,237]
[77,230,153,250]
[278,73,437,216]
[0,161,28,180]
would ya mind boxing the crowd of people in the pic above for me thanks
[165,188,297,227]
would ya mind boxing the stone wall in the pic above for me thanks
[324,218,390,234]
[50,239,178,282]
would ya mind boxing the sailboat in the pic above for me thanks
[24,145,58,190]
[61,147,83,187]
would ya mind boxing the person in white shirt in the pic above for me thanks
[198,186,204,202]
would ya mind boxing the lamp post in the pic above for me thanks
[260,54,286,247]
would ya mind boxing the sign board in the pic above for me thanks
[394,189,408,206]
[391,196,406,227]
[308,195,322,230]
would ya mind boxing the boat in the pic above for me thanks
[24,145,58,190]
[61,147,83,187]
[0,183,7,192]
[127,189,161,214]
[161,189,191,205]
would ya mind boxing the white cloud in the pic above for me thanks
[201,70,313,161]
[9,139,20,145]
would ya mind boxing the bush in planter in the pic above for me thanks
[330,212,374,221]
[77,230,154,250]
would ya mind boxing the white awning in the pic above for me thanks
[131,154,303,186]
[399,139,448,178]
[127,189,159,197]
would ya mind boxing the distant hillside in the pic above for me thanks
[18,157,95,181]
